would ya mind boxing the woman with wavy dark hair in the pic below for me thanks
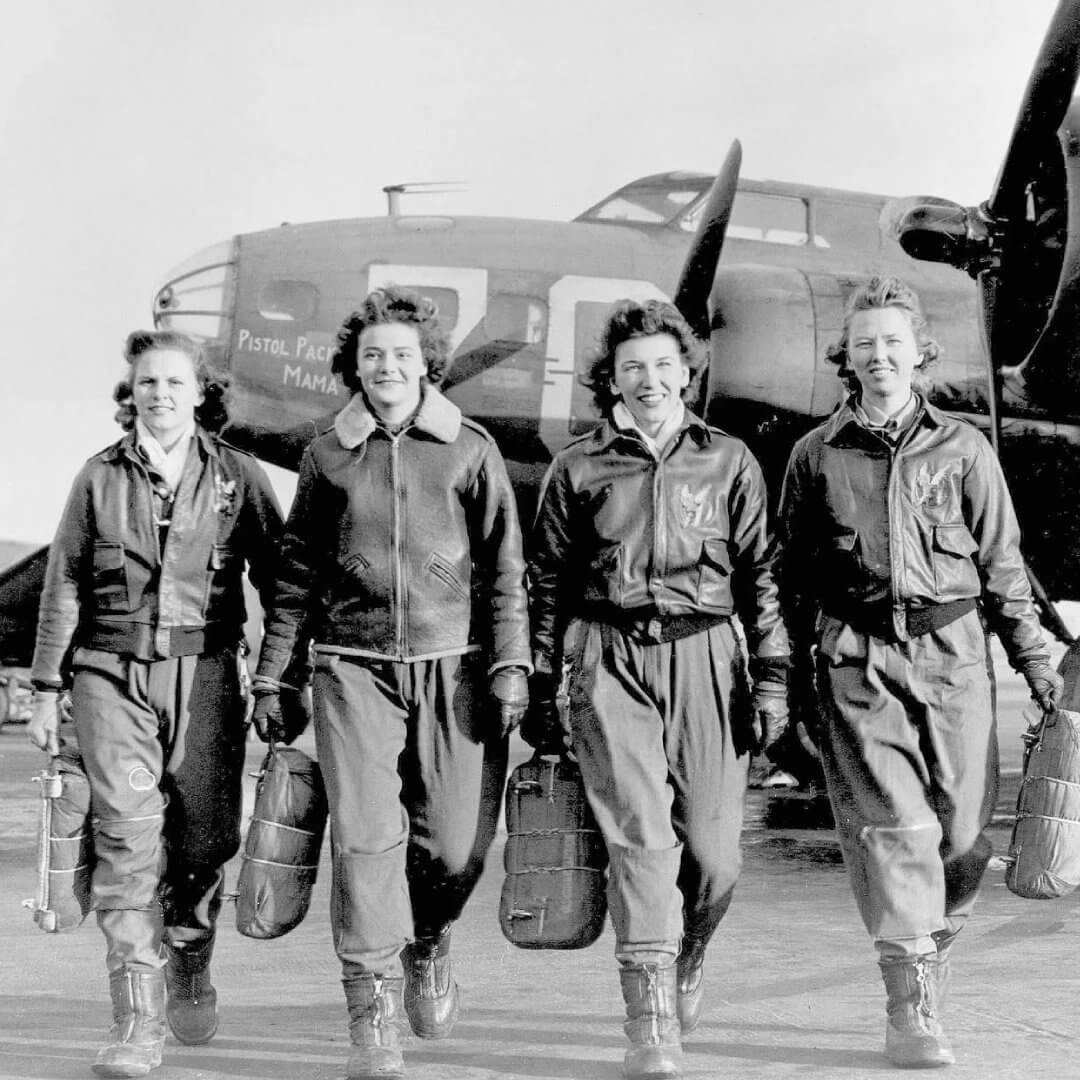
[29,328,285,1078]
[528,298,790,1079]
[255,286,531,1080]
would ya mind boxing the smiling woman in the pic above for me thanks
[27,327,289,1078]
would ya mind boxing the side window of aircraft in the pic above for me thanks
[568,300,617,434]
[718,191,830,248]
[485,294,547,345]
[391,285,460,336]
[258,279,318,323]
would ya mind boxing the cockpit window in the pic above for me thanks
[258,279,318,322]
[153,239,235,339]
[583,186,709,228]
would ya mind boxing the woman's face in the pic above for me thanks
[131,348,204,447]
[356,321,428,424]
[611,332,690,434]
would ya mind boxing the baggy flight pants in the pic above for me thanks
[815,609,997,958]
[565,618,751,964]
[71,646,247,972]
[313,651,507,976]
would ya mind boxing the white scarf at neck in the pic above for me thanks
[135,418,196,492]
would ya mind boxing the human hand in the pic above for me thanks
[750,686,789,755]
[490,666,529,737]
[29,691,61,756]
[519,671,565,755]
[1023,661,1064,715]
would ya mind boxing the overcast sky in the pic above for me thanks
[0,0,1065,542]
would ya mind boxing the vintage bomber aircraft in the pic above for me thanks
[6,1,1080,746]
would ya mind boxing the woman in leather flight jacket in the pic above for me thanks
[28,329,285,1078]
[253,287,531,1080]
[779,276,1063,1069]
[527,299,790,1080]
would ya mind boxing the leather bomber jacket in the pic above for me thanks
[529,411,789,671]
[779,396,1049,667]
[256,388,531,679]
[31,429,284,686]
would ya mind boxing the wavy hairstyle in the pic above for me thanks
[825,275,942,393]
[331,285,452,394]
[581,298,707,417]
[113,330,230,433]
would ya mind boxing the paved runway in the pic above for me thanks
[1,640,1078,1080]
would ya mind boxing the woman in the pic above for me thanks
[526,298,790,1080]
[778,276,1061,1068]
[253,286,530,1080]
[29,329,284,1078]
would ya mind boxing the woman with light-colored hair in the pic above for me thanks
[29,328,287,1078]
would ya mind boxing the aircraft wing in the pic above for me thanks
[0,546,48,667]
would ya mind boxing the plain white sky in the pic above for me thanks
[0,0,1066,542]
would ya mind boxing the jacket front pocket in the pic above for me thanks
[92,542,129,611]
[697,537,732,609]
[426,552,470,601]
[931,524,980,597]
[585,544,622,606]
[203,544,239,616]
[340,552,371,581]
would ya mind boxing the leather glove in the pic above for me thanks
[1023,660,1064,715]
[490,666,529,737]
[790,656,822,759]
[29,690,61,755]
[519,671,565,755]
[251,683,312,745]
[751,685,790,755]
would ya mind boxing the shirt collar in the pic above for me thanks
[587,403,709,455]
[333,385,462,449]
[822,393,945,446]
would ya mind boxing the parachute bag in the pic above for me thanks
[499,751,608,949]
[235,744,328,939]
[28,750,94,932]
[1006,708,1080,899]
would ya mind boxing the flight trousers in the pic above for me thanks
[815,608,997,958]
[565,618,750,963]
[71,646,247,971]
[312,651,506,976]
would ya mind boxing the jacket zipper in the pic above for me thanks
[390,434,407,656]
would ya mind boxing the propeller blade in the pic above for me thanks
[674,139,742,339]
[1000,98,1080,407]
[989,0,1080,221]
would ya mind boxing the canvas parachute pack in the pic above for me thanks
[499,752,608,949]
[26,749,94,932]
[235,743,328,939]
[1006,708,1080,899]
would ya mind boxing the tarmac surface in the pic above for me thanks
[1,640,1078,1080]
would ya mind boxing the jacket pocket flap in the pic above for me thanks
[342,552,370,575]
[830,531,858,552]
[933,525,978,557]
[701,537,732,574]
[92,542,124,571]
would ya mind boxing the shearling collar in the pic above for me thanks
[333,386,462,449]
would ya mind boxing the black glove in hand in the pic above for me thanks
[251,684,312,745]
[520,671,565,754]
[750,686,789,755]
[1023,660,1065,714]
[490,666,529,737]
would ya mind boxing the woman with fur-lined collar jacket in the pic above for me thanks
[253,287,530,1080]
